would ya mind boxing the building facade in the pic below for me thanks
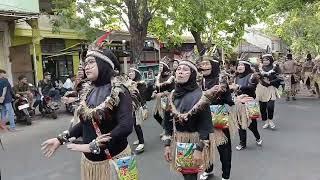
[0,0,39,84]
[0,0,86,85]
[12,15,86,84]
[242,29,287,55]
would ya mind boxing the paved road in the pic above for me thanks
[0,98,320,180]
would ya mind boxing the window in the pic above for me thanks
[41,38,65,53]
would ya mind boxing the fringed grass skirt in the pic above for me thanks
[153,96,165,119]
[255,83,278,102]
[230,102,250,130]
[283,74,299,93]
[135,107,144,125]
[81,155,118,180]
[80,146,132,180]
[304,72,313,83]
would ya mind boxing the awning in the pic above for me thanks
[0,11,38,21]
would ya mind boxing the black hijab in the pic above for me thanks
[160,64,171,82]
[203,60,220,89]
[173,68,198,99]
[92,58,113,86]
[91,49,120,87]
[262,55,274,72]
[237,63,253,78]
[133,70,142,82]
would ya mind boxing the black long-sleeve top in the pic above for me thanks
[202,77,234,106]
[235,73,258,98]
[260,65,282,88]
[164,88,213,141]
[68,85,133,161]
[137,81,147,106]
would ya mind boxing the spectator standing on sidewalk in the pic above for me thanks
[0,69,16,131]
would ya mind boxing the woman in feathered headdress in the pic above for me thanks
[152,57,175,138]
[198,56,234,180]
[230,60,262,151]
[41,44,136,180]
[163,59,218,180]
[256,54,282,130]
[128,67,148,153]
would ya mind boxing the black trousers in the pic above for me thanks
[206,129,232,179]
[259,100,275,121]
[306,77,311,89]
[239,120,260,147]
[154,112,163,126]
[33,99,43,112]
[134,116,145,144]
[183,174,198,180]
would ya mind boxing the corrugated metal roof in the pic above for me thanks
[0,0,39,14]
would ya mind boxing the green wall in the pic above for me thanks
[65,39,81,75]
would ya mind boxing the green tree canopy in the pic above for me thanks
[52,0,169,63]
[266,0,320,55]
[148,0,268,55]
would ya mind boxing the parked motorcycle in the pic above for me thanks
[62,91,79,114]
[32,84,59,119]
[13,95,32,125]
[41,96,59,119]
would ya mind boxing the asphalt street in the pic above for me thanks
[0,97,320,180]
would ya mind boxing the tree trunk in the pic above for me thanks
[125,0,152,64]
[130,30,147,63]
[191,30,206,56]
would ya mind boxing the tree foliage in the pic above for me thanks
[266,0,320,55]
[52,0,169,63]
[52,0,320,60]
[148,0,268,55]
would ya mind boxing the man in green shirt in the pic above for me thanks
[13,75,34,108]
